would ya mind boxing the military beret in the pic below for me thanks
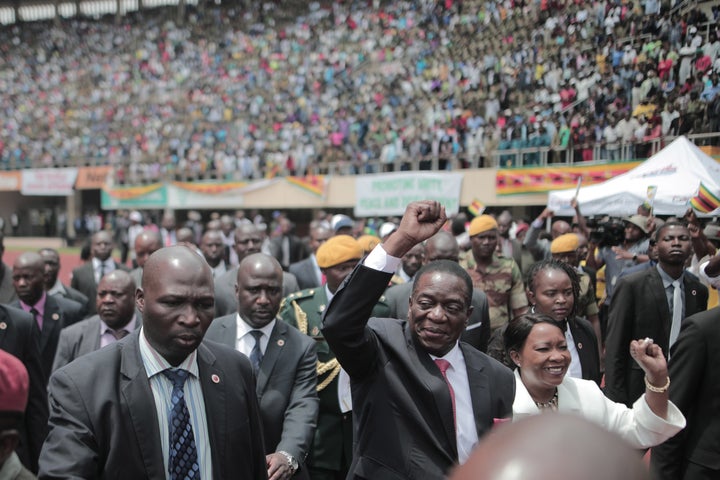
[468,214,498,237]
[550,233,580,253]
[317,235,363,268]
[357,234,381,253]
[0,350,29,414]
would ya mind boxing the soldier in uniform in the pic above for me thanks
[279,235,389,480]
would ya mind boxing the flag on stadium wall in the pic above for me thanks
[468,199,485,217]
[690,183,720,214]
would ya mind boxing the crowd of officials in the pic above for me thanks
[1,0,720,179]
[1,198,719,479]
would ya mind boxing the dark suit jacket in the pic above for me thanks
[384,282,491,353]
[69,261,128,315]
[38,331,268,479]
[0,305,49,473]
[51,313,143,373]
[214,267,300,317]
[322,264,515,479]
[205,315,319,474]
[50,283,90,319]
[12,295,84,382]
[289,256,322,290]
[651,307,720,479]
[605,267,708,407]
[568,316,601,384]
[270,234,308,270]
[0,262,18,304]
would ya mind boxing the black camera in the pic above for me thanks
[588,219,625,248]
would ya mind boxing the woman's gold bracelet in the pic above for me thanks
[644,375,670,393]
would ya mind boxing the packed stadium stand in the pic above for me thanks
[0,0,718,184]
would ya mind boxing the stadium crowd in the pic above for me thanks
[1,196,720,478]
[0,0,719,182]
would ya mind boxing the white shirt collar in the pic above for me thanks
[235,313,276,341]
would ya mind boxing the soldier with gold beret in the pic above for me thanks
[280,235,389,480]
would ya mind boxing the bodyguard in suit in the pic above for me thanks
[128,230,163,287]
[322,201,515,480]
[606,222,708,407]
[270,217,309,271]
[0,305,48,473]
[279,235,391,480]
[70,230,129,316]
[0,233,18,304]
[52,270,140,372]
[289,225,332,290]
[205,253,319,480]
[215,223,299,317]
[39,245,268,479]
[11,252,84,382]
[39,248,89,316]
[651,307,720,479]
[385,231,491,352]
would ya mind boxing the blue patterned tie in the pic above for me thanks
[249,330,264,375]
[162,369,200,480]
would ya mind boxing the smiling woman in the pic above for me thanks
[505,314,686,449]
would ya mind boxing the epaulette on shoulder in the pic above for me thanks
[286,288,317,301]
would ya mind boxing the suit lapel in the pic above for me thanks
[39,297,61,352]
[256,320,286,395]
[405,326,457,455]
[567,319,592,380]
[216,316,237,349]
[461,344,491,437]
[647,269,672,345]
[79,317,102,356]
[683,277,700,318]
[0,307,9,347]
[120,333,165,479]
[198,344,227,480]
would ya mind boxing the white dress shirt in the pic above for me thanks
[235,315,275,356]
[565,325,583,380]
[92,257,116,284]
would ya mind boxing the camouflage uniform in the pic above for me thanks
[280,287,390,479]
[577,271,600,319]
[466,254,527,330]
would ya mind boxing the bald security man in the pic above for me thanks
[39,246,267,479]
[129,230,163,287]
[384,231,491,353]
[206,253,319,480]
[11,252,84,381]
[52,270,141,372]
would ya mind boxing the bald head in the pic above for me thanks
[236,253,283,329]
[551,220,571,239]
[137,246,215,366]
[450,414,649,480]
[425,231,460,263]
[134,230,163,269]
[13,252,45,305]
[233,223,263,261]
[96,270,136,329]
[175,227,196,246]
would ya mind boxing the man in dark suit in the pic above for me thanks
[206,253,319,480]
[651,307,720,479]
[39,246,267,479]
[289,225,332,290]
[70,230,129,316]
[39,248,89,315]
[128,230,163,287]
[384,230,491,352]
[11,252,84,381]
[605,222,708,407]
[52,270,140,372]
[0,305,48,473]
[323,201,515,479]
[270,217,309,271]
[215,223,299,316]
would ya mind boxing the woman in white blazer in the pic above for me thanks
[505,313,685,449]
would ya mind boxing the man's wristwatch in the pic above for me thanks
[278,451,298,474]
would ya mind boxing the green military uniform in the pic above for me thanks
[280,286,390,479]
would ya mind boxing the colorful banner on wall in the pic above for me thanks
[171,181,249,195]
[101,183,167,209]
[496,162,642,195]
[286,175,327,198]
[0,171,21,191]
[75,166,113,190]
[21,168,79,196]
[354,172,462,217]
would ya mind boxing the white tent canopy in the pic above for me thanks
[547,136,720,217]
